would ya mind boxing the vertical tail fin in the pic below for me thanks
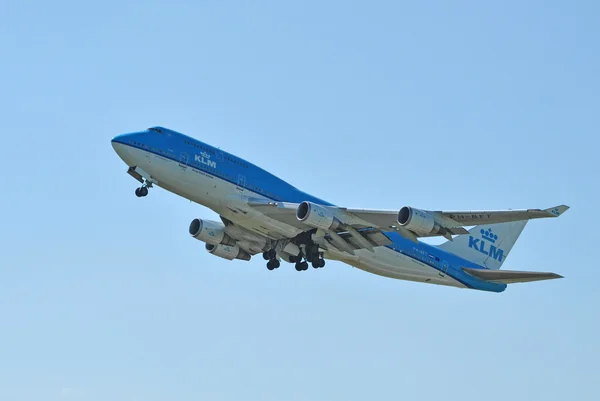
[437,221,528,270]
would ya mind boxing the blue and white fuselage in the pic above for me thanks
[111,127,567,293]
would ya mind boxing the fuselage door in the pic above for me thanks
[179,152,188,169]
[237,174,246,192]
[440,261,449,277]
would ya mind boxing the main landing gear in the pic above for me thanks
[291,255,309,271]
[304,243,325,270]
[263,248,325,272]
[263,241,326,272]
[287,255,321,271]
[262,249,324,271]
[312,258,326,269]
[263,249,281,270]
[292,257,325,271]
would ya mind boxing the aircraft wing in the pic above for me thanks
[345,205,569,240]
[246,200,309,230]
[463,267,564,284]
[426,205,570,227]
[246,198,568,249]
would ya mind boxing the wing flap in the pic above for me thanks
[329,228,392,247]
[463,267,563,284]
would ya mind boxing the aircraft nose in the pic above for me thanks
[111,133,133,145]
[111,133,138,165]
[111,134,129,153]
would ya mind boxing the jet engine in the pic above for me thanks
[296,201,340,230]
[205,243,251,261]
[397,206,443,235]
[189,218,235,246]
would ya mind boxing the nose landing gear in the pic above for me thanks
[127,166,156,198]
[135,186,149,197]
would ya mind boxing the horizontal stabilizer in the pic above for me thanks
[463,267,563,284]
[543,204,570,217]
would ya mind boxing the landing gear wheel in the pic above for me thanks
[295,262,303,271]
[263,249,277,260]
[135,186,148,197]
[301,261,309,271]
[311,259,325,268]
[305,245,319,264]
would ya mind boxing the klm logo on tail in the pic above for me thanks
[468,228,505,262]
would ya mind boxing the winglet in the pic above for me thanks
[544,205,570,217]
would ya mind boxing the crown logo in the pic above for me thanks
[480,228,498,243]
[551,208,559,216]
[200,151,210,159]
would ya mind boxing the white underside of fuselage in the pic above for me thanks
[113,143,466,289]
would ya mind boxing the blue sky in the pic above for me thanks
[1,1,599,400]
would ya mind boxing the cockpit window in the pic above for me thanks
[148,127,163,133]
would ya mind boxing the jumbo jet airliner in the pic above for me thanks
[111,126,568,293]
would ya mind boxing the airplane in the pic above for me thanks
[111,126,569,293]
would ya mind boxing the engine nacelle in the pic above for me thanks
[189,219,235,246]
[397,206,441,235]
[296,201,340,230]
[205,243,251,261]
